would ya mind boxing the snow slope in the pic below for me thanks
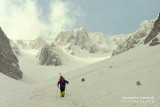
[17,46,107,83]
[0,41,160,107]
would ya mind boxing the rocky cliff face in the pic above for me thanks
[112,15,157,56]
[38,43,62,66]
[55,28,90,48]
[112,14,160,56]
[145,13,160,45]
[55,28,114,55]
[0,27,22,79]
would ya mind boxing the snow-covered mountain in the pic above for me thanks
[33,28,116,66]
[29,37,48,49]
[55,28,115,56]
[16,40,29,49]
[0,27,22,79]
[7,14,160,69]
[16,37,53,50]
[55,28,89,46]
[14,13,160,67]
[112,14,160,56]
[88,32,116,53]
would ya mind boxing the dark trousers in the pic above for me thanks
[60,84,65,92]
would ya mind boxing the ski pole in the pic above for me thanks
[56,87,59,99]
[66,85,68,95]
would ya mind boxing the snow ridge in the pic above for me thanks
[112,20,154,56]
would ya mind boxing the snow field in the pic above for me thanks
[0,44,159,107]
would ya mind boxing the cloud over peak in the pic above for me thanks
[0,0,82,40]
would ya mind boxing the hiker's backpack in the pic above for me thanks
[60,76,65,84]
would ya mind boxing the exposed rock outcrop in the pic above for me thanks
[38,43,61,66]
[112,17,155,56]
[149,38,160,46]
[144,13,160,44]
[0,27,22,79]
[112,14,160,56]
[55,28,90,48]
[55,28,114,55]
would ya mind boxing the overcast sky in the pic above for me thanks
[0,0,159,39]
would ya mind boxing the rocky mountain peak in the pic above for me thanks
[55,28,90,46]
[29,37,47,49]
[112,14,159,56]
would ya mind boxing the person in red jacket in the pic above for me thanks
[57,76,69,97]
